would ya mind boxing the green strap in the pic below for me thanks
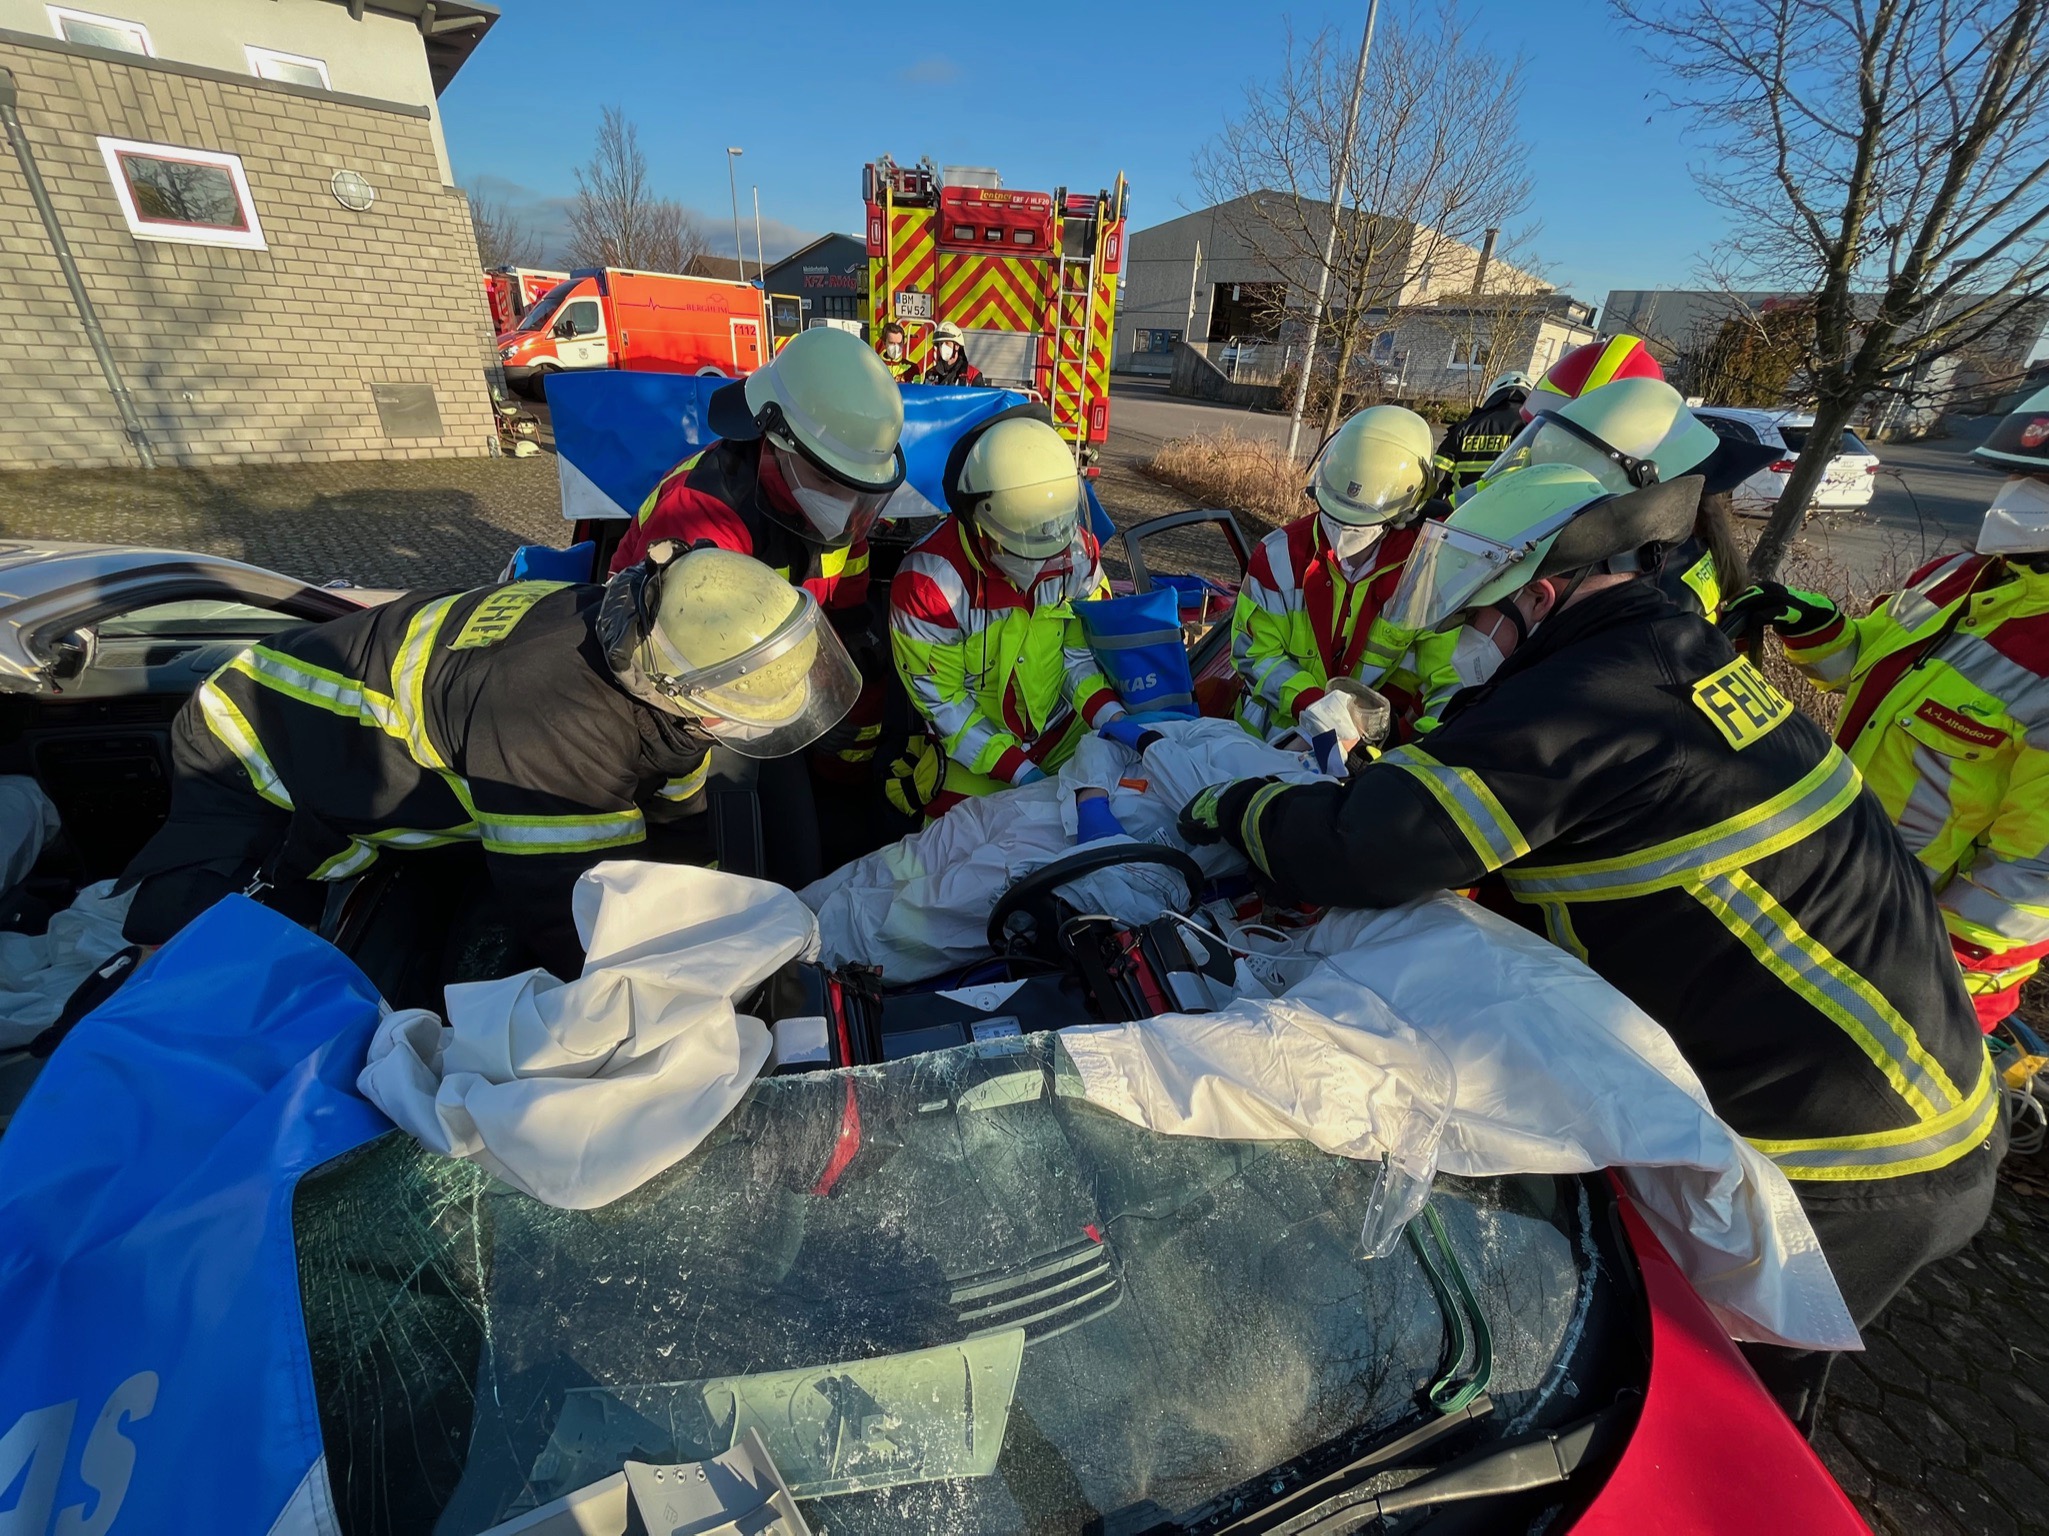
[1406,1202,1494,1414]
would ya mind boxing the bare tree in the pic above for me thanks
[1195,4,1536,439]
[564,106,708,273]
[1617,0,2049,577]
[465,180,541,268]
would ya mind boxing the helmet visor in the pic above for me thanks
[1386,521,1532,631]
[980,481,1082,559]
[1484,414,1652,495]
[770,439,896,548]
[1311,442,1429,527]
[640,587,861,759]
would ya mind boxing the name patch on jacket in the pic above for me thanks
[448,581,567,650]
[1691,656,1792,749]
[1914,698,2008,748]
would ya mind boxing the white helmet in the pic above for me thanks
[957,416,1082,590]
[1975,385,2049,556]
[600,546,859,758]
[1483,371,1534,402]
[1482,377,1721,495]
[708,327,907,548]
[934,321,966,347]
[1311,405,1435,528]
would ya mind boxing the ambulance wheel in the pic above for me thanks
[521,367,556,401]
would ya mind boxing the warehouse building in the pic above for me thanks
[0,0,500,470]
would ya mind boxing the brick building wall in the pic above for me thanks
[0,31,496,469]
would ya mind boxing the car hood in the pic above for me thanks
[0,540,364,694]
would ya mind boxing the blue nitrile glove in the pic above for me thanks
[505,540,597,583]
[1076,795,1125,843]
[1099,716,1165,754]
[1012,764,1047,787]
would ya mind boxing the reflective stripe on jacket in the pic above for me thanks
[888,518,1119,795]
[1232,580,1995,1184]
[1784,551,2049,1024]
[1228,513,1459,740]
[180,582,710,974]
[1432,396,1524,490]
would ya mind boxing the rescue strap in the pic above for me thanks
[1406,1201,1493,1415]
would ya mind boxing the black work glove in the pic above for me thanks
[1179,776,1279,853]
[1721,582,1840,637]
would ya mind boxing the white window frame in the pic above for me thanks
[244,45,331,90]
[47,5,153,54]
[96,137,267,250]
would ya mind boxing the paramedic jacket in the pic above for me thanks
[1227,579,1997,1189]
[127,581,712,977]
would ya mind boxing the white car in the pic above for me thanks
[1690,407,1881,515]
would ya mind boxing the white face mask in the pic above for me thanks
[1450,619,1509,689]
[1320,512,1385,568]
[769,439,889,546]
[1979,476,2049,557]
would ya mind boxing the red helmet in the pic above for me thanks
[1524,335,1665,421]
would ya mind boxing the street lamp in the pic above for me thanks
[725,147,746,281]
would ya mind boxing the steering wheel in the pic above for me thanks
[987,842,1207,963]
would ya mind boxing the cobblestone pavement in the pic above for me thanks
[0,456,563,590]
[8,434,2049,1529]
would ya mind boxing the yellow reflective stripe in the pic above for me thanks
[310,841,380,881]
[1750,1052,1999,1181]
[1537,900,1589,963]
[390,595,458,772]
[472,806,645,855]
[657,751,713,802]
[1240,781,1294,877]
[1695,869,1963,1121]
[196,676,292,809]
[1383,746,1529,869]
[1505,749,1861,902]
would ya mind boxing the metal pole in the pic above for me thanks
[1284,0,1379,461]
[0,70,156,468]
[725,147,745,278]
[1183,239,1202,348]
[751,185,765,285]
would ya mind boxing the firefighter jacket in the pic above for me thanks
[174,582,712,976]
[881,350,920,384]
[1229,512,1462,741]
[608,437,872,614]
[887,519,1121,816]
[1432,393,1525,491]
[1659,536,1729,622]
[923,354,985,387]
[1783,551,2049,1027]
[1225,579,1996,1186]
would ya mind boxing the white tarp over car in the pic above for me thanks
[803,720,1317,981]
[358,863,815,1209]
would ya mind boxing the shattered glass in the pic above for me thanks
[296,1036,1626,1535]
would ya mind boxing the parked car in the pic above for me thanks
[0,535,1866,1535]
[1690,407,1881,515]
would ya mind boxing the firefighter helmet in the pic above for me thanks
[934,321,966,346]
[956,415,1082,588]
[1483,370,1534,403]
[1484,377,1721,497]
[1389,463,1703,630]
[1310,405,1435,527]
[602,546,860,758]
[1526,335,1665,420]
[1976,385,2049,554]
[707,327,907,547]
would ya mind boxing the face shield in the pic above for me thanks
[981,527,1083,595]
[1483,411,1659,495]
[1386,503,1584,632]
[768,436,895,549]
[637,586,861,758]
[1310,443,1429,528]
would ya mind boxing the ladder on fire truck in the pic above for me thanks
[1045,181,1123,465]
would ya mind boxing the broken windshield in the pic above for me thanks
[296,1035,1626,1534]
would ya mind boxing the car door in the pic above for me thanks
[730,316,762,374]
[556,297,609,369]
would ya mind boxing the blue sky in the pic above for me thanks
[442,0,1736,307]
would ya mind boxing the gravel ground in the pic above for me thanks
[5,430,2048,1527]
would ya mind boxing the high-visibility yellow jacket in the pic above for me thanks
[1784,551,2049,1026]
[887,519,1121,817]
[1230,514,1460,740]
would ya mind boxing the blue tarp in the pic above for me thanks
[0,899,391,1535]
[550,371,1037,527]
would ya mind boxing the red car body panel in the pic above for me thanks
[1572,1190,1869,1533]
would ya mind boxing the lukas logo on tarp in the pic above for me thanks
[0,1372,158,1535]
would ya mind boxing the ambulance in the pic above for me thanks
[864,157,1126,467]
[481,267,569,334]
[496,269,769,398]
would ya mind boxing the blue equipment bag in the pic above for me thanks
[1075,587,1199,720]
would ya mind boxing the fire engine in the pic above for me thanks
[864,157,1126,467]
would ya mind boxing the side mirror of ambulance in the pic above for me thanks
[551,318,574,339]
